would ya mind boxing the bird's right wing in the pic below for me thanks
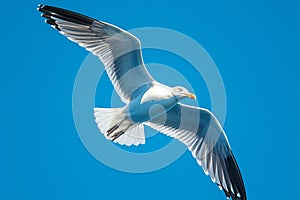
[38,4,154,103]
[145,103,246,200]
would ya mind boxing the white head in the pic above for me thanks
[172,86,196,100]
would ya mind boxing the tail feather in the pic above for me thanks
[116,124,145,146]
[94,107,122,134]
[94,108,145,146]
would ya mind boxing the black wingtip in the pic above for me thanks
[45,19,56,26]
[37,4,95,27]
[37,4,45,11]
[41,13,51,19]
[225,151,247,200]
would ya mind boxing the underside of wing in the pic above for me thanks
[145,103,247,200]
[38,4,154,103]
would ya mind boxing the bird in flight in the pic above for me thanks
[38,4,247,200]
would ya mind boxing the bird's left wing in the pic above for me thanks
[145,103,246,200]
[38,4,154,103]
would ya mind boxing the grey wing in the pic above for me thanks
[38,4,154,103]
[145,103,247,200]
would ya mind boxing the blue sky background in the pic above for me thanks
[2,0,300,199]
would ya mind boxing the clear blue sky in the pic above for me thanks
[1,0,300,199]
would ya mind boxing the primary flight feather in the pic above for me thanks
[38,4,247,200]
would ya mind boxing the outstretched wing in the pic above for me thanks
[38,4,154,103]
[145,103,247,200]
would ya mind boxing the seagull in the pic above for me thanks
[38,4,247,200]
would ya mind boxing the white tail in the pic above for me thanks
[94,107,122,134]
[115,124,145,146]
[94,108,145,146]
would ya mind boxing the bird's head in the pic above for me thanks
[172,86,196,100]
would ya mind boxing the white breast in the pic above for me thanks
[140,84,173,104]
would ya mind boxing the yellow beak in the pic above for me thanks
[186,93,196,100]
